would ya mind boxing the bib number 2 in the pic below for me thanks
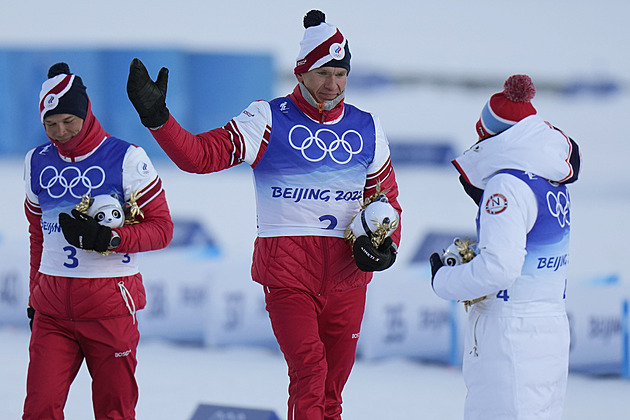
[319,215,338,230]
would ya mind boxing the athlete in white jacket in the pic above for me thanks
[430,75,581,420]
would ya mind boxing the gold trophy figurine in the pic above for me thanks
[73,191,145,255]
[344,186,399,248]
[441,238,486,311]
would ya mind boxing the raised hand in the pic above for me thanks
[127,58,170,128]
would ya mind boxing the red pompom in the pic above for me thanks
[503,74,536,103]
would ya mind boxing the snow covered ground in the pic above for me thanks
[3,327,630,419]
[2,0,630,418]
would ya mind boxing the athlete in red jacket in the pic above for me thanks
[127,10,401,420]
[23,62,173,420]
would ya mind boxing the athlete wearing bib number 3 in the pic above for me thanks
[23,63,173,420]
[430,75,581,420]
[126,10,401,420]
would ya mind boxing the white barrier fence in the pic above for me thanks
[1,161,628,376]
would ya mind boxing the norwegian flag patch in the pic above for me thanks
[485,193,508,214]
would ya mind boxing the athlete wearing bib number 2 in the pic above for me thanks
[430,75,582,420]
[23,63,173,420]
[126,10,401,420]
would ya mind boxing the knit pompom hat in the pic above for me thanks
[39,62,88,123]
[476,74,537,140]
[294,10,351,75]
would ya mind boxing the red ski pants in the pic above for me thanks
[264,285,367,420]
[23,313,140,420]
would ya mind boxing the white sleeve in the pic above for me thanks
[432,173,537,301]
[121,145,162,207]
[366,114,391,175]
[231,100,272,166]
[24,148,38,206]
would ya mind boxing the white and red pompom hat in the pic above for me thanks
[476,74,537,140]
[294,10,351,75]
[39,62,88,123]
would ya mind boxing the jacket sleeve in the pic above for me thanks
[114,190,173,253]
[364,114,402,246]
[113,145,173,253]
[24,150,42,299]
[432,174,536,301]
[149,101,272,174]
[24,199,43,298]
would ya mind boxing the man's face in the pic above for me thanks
[297,66,348,103]
[44,113,84,143]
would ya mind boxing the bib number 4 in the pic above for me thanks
[496,289,510,302]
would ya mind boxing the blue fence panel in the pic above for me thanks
[0,48,274,159]
[187,53,275,134]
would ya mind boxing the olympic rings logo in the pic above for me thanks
[546,190,570,228]
[288,125,363,164]
[39,165,106,199]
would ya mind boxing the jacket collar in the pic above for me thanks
[49,100,109,162]
[288,84,345,123]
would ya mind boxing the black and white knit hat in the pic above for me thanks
[39,62,88,123]
[294,10,351,75]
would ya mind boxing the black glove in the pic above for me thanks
[353,236,397,272]
[27,306,35,331]
[127,58,170,128]
[429,252,444,285]
[59,209,112,253]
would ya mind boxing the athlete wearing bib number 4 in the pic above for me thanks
[23,63,173,420]
[430,75,581,420]
[126,10,401,420]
